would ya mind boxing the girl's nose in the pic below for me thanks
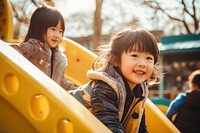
[55,31,62,38]
[138,59,146,68]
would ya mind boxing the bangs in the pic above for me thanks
[124,29,159,63]
[127,40,157,56]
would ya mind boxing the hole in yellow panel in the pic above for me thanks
[57,118,73,133]
[4,73,19,95]
[31,94,49,120]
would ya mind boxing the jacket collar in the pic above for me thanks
[87,66,126,120]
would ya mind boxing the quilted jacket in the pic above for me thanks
[88,66,148,133]
[11,38,75,90]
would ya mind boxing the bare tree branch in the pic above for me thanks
[191,0,199,32]
[30,0,37,6]
[142,0,199,34]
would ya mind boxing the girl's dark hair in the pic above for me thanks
[93,27,161,84]
[24,4,65,42]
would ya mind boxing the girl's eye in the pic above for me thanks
[50,27,56,31]
[60,30,63,34]
[147,56,154,61]
[131,54,138,58]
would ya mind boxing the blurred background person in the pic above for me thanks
[166,70,200,133]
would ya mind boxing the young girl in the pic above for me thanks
[11,4,75,90]
[87,27,161,133]
[166,70,200,133]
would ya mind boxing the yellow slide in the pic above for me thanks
[60,38,97,86]
[0,40,111,133]
[0,0,14,41]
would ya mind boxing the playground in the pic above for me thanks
[0,0,182,132]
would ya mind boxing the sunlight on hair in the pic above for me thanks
[44,1,55,7]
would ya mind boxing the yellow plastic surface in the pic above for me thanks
[60,38,97,86]
[145,99,180,133]
[0,40,111,133]
[156,104,169,114]
[0,0,14,41]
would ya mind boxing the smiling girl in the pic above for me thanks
[11,4,75,91]
[88,27,161,133]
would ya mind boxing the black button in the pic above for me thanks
[132,112,139,119]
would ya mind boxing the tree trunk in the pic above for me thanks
[92,0,103,51]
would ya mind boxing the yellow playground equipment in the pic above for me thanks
[0,0,13,41]
[0,0,180,132]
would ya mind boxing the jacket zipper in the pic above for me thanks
[50,49,54,78]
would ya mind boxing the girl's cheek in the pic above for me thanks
[149,65,154,73]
